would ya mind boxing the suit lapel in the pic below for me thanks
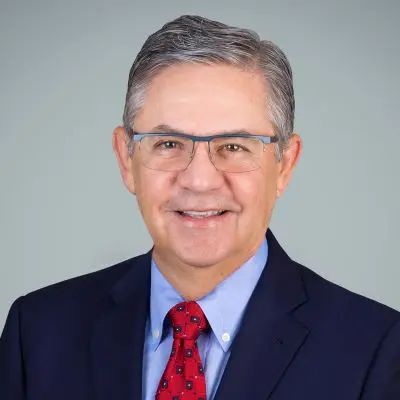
[214,229,310,400]
[90,251,152,400]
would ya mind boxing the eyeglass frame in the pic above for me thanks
[128,131,280,171]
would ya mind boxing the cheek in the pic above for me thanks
[231,169,277,227]
[233,172,275,206]
[135,169,171,219]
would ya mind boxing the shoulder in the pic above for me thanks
[13,251,150,322]
[295,261,400,334]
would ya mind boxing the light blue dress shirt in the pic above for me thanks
[142,238,268,400]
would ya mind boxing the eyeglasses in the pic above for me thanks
[129,132,279,173]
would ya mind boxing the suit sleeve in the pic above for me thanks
[361,319,400,400]
[0,297,26,400]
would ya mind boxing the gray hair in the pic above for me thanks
[123,15,295,160]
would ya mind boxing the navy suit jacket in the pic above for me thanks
[1,229,400,399]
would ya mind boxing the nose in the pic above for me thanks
[176,142,225,192]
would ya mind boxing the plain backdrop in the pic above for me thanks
[1,0,399,328]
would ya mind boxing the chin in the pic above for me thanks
[174,245,232,269]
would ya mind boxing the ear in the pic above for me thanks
[276,133,302,198]
[112,126,136,194]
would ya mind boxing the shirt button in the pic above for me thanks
[153,329,160,339]
[222,332,230,342]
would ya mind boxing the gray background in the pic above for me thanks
[1,0,399,329]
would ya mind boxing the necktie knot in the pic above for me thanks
[168,301,209,340]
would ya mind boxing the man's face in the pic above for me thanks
[113,63,300,271]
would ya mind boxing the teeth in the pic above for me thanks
[180,210,225,218]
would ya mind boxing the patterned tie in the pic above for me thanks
[155,301,209,400]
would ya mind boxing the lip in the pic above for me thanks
[176,209,227,212]
[172,210,232,228]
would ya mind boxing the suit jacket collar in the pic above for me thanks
[90,228,309,400]
[90,249,152,400]
[214,228,309,400]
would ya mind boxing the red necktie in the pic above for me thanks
[156,301,209,400]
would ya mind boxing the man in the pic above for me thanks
[1,14,399,400]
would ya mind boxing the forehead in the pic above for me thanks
[134,63,273,135]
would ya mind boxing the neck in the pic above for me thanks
[152,237,264,300]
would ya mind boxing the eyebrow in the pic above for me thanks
[148,124,262,136]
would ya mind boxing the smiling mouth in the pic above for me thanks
[176,210,228,218]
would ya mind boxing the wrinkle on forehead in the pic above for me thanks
[134,63,273,136]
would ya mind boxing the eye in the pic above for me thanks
[223,143,247,152]
[155,140,181,150]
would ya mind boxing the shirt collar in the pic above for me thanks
[149,237,268,352]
